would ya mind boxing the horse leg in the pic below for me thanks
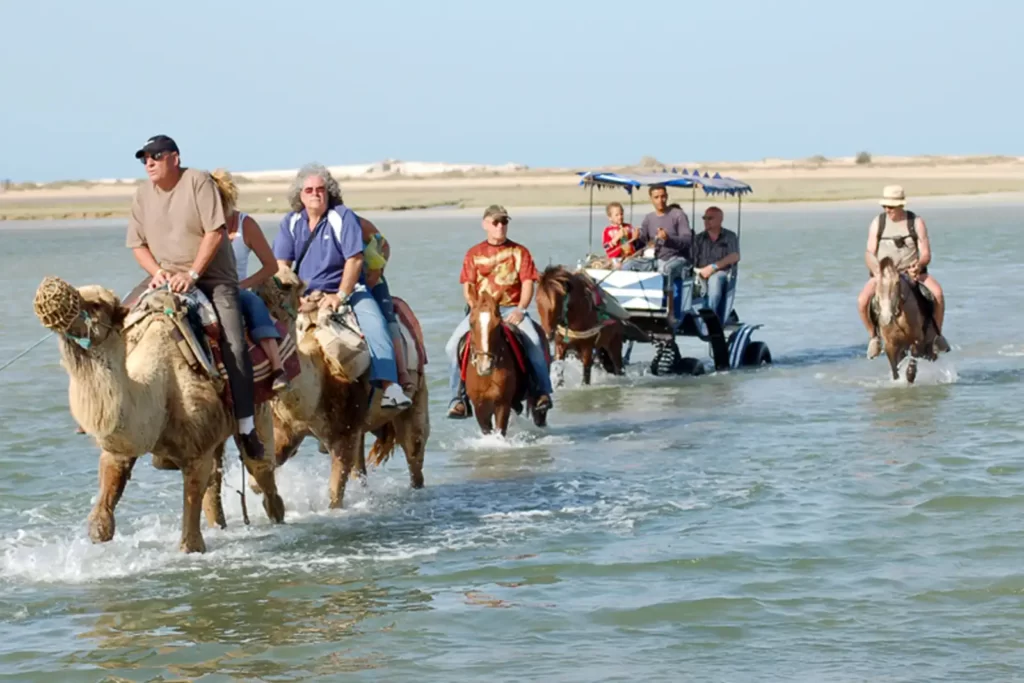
[328,431,361,509]
[607,327,625,375]
[580,343,594,386]
[553,341,567,388]
[906,357,918,385]
[473,399,494,435]
[886,346,901,381]
[202,441,227,530]
[494,403,512,437]
[87,451,136,544]
[180,453,213,553]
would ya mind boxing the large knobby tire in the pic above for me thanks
[651,342,706,376]
[741,341,772,367]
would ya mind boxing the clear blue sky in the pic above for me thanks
[1,0,1020,181]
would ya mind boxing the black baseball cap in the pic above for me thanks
[134,135,179,160]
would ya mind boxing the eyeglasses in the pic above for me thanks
[303,186,327,195]
[702,215,714,220]
[139,151,172,164]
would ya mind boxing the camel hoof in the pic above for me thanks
[88,512,115,544]
[264,494,286,524]
[180,536,207,554]
[248,473,264,495]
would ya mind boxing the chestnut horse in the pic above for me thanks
[463,290,545,435]
[535,265,625,386]
[874,256,941,384]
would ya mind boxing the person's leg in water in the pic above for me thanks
[369,273,413,394]
[857,277,881,359]
[348,286,410,409]
[503,306,553,412]
[239,289,289,392]
[918,272,949,352]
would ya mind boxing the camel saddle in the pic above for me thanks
[121,279,300,409]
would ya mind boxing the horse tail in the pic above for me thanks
[367,424,398,468]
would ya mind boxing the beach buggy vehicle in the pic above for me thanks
[576,169,772,376]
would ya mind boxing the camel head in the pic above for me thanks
[33,276,127,352]
[256,265,306,326]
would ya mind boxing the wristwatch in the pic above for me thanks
[711,263,719,272]
[188,269,200,282]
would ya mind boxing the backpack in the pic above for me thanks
[877,210,917,245]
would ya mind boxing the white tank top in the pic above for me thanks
[230,212,252,282]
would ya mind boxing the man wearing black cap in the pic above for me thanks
[126,135,264,460]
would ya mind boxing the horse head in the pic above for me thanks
[535,266,572,342]
[468,288,503,376]
[876,256,904,327]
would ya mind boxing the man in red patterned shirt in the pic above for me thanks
[445,205,553,419]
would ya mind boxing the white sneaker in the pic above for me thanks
[381,383,412,408]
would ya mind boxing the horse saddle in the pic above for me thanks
[457,320,550,398]
[869,274,936,332]
[122,278,300,407]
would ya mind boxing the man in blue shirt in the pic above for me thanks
[273,163,410,409]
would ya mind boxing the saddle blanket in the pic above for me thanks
[122,279,300,408]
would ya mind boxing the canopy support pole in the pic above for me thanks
[691,186,696,231]
[629,190,634,225]
[588,183,595,255]
[737,194,742,242]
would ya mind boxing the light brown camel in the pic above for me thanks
[32,277,284,553]
[246,268,428,510]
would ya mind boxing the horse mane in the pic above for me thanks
[538,265,572,299]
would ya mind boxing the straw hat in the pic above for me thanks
[879,185,907,207]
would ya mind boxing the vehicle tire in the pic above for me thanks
[651,340,681,376]
[741,341,772,367]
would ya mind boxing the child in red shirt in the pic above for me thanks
[601,201,640,265]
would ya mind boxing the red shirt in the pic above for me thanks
[602,223,637,259]
[459,239,539,308]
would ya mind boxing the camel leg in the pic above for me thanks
[396,392,429,489]
[328,431,361,509]
[87,452,136,544]
[180,455,213,553]
[580,344,594,386]
[243,408,285,523]
[202,442,227,530]
[355,430,369,485]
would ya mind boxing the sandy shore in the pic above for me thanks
[3,155,1023,221]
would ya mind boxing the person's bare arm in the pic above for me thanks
[865,218,881,276]
[339,254,363,298]
[462,282,475,308]
[132,246,170,288]
[914,217,931,268]
[519,279,535,310]
[239,216,278,290]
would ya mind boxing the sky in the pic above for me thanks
[0,0,1021,181]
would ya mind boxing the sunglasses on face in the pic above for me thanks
[140,151,173,164]
[303,186,327,195]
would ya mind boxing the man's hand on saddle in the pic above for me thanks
[907,262,921,280]
[167,272,194,294]
[503,308,526,326]
[317,292,348,313]
[148,269,170,289]
[696,265,716,280]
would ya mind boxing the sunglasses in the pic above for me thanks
[303,186,327,195]
[139,151,173,164]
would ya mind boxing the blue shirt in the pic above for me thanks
[273,205,364,294]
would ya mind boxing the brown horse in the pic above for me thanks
[874,256,941,384]
[463,289,545,436]
[535,265,625,386]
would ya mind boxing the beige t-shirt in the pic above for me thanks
[126,168,238,285]
[870,213,920,273]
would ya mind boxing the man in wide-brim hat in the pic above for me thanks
[856,185,949,358]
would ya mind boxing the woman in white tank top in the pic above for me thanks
[212,169,289,392]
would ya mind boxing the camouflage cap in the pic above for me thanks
[483,204,510,221]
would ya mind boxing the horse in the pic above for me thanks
[535,265,625,386]
[463,289,546,436]
[873,256,941,384]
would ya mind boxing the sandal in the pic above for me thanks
[271,368,290,393]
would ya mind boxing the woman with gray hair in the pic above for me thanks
[272,163,411,409]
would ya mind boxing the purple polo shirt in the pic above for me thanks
[272,205,364,294]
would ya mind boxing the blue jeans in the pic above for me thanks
[704,271,730,322]
[239,289,281,341]
[349,284,398,385]
[445,307,553,404]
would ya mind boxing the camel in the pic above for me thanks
[241,268,429,510]
[32,276,285,553]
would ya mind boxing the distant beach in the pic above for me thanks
[2,154,1023,221]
